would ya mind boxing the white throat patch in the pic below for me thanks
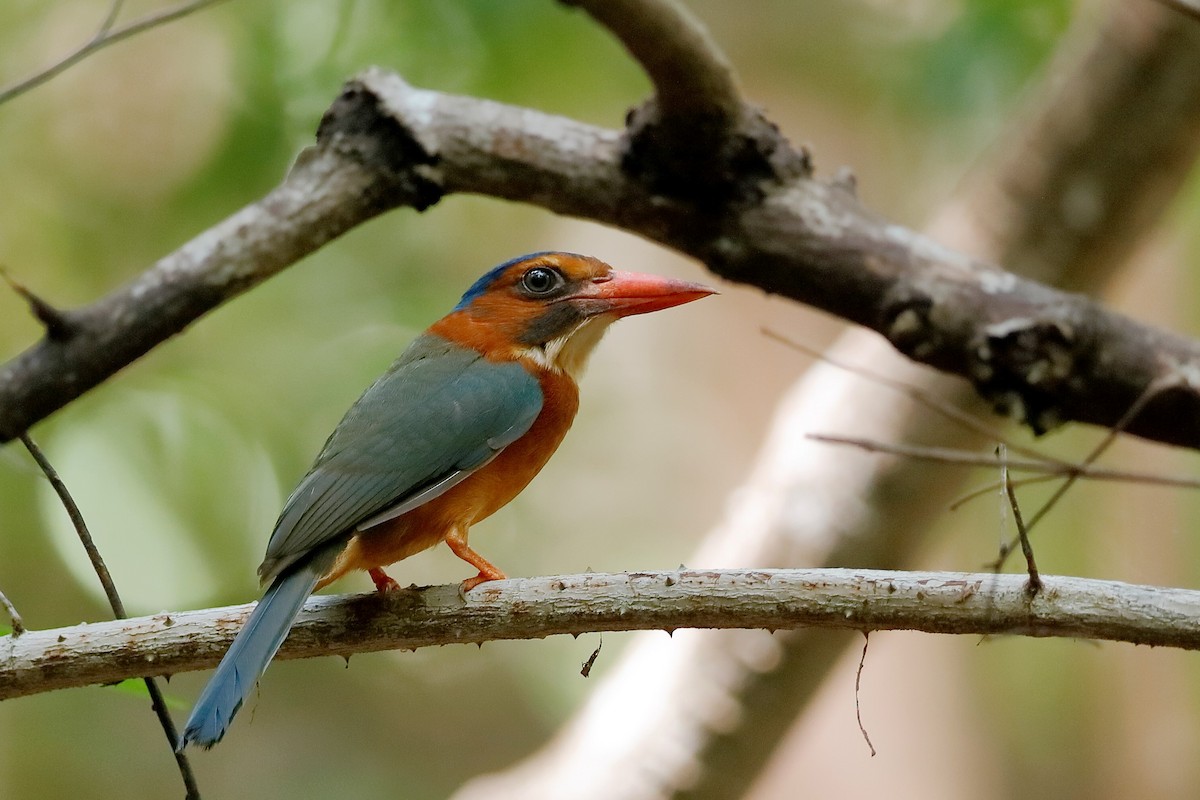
[520,313,617,379]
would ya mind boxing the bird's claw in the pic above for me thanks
[369,568,401,593]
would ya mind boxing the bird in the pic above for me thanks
[177,251,714,749]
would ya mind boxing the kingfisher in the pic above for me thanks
[178,251,714,748]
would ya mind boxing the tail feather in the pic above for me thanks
[178,550,334,750]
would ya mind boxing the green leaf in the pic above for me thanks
[107,679,188,711]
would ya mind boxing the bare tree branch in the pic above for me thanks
[4,569,1200,701]
[807,433,1200,490]
[1000,448,1041,592]
[765,328,1062,465]
[6,62,1200,448]
[0,0,232,107]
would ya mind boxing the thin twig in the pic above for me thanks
[807,434,1200,490]
[19,433,201,800]
[999,446,1041,593]
[0,587,24,637]
[991,375,1180,568]
[0,0,231,107]
[810,376,1188,576]
[854,633,876,757]
[97,0,130,38]
[766,329,1064,466]
[20,434,125,616]
[1,267,74,339]
[1027,376,1177,530]
[951,473,1061,511]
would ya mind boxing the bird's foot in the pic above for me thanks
[368,567,401,593]
[445,528,506,595]
[458,567,508,600]
[459,572,500,593]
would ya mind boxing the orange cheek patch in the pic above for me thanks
[431,295,542,359]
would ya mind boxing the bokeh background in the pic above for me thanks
[2,1,1200,798]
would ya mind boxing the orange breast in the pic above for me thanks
[318,366,580,585]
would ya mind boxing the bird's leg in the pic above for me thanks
[368,567,400,593]
[444,527,507,592]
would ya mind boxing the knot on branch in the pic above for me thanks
[970,317,1079,434]
[317,80,444,212]
[882,294,1082,435]
[620,99,811,211]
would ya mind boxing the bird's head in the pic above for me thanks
[432,252,715,377]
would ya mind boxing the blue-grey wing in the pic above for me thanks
[257,334,543,582]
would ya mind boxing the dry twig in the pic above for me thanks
[0,0,231,107]
[854,633,876,757]
[999,446,1041,593]
[807,434,1200,491]
[19,434,201,800]
[0,587,23,637]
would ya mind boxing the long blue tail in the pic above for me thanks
[178,554,332,749]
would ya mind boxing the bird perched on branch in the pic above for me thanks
[178,251,714,749]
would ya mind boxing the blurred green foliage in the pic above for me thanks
[2,1,1200,799]
[108,678,188,711]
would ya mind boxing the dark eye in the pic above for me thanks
[521,267,562,296]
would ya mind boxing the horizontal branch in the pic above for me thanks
[4,568,1200,700]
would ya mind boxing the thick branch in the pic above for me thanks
[565,0,787,205]
[6,66,1200,447]
[4,569,1199,700]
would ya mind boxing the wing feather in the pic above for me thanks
[257,334,542,582]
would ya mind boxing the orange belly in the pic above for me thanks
[316,367,579,588]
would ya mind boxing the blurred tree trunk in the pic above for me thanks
[455,4,1200,799]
